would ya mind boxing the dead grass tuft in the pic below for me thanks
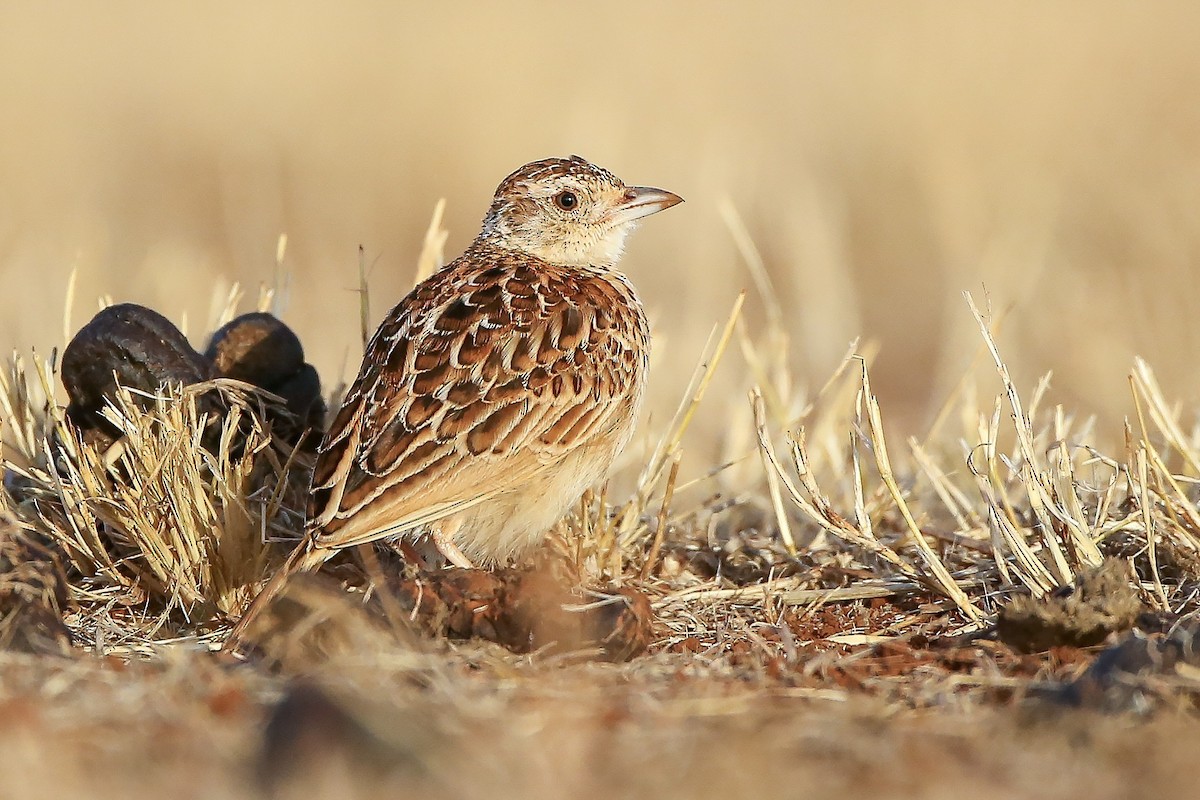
[1,355,307,641]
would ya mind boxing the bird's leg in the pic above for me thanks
[432,520,475,569]
[397,538,427,568]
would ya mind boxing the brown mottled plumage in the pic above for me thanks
[226,155,681,647]
[310,243,651,563]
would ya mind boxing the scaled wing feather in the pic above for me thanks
[307,245,648,549]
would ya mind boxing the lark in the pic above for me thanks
[226,156,681,645]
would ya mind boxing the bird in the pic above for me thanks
[225,155,682,647]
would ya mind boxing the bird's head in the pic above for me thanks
[479,155,683,268]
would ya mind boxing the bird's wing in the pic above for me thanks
[307,254,648,550]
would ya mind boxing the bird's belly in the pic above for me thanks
[451,421,634,565]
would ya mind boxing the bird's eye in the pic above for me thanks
[554,191,578,211]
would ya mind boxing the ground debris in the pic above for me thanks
[1033,615,1200,713]
[241,563,654,666]
[387,566,654,661]
[996,559,1144,653]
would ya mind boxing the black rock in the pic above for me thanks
[62,303,214,437]
[206,312,306,390]
[205,312,326,443]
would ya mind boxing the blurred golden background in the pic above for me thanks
[3,1,1200,454]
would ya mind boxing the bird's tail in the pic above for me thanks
[222,532,332,653]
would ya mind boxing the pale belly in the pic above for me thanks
[450,430,628,564]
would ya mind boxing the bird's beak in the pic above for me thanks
[612,186,684,224]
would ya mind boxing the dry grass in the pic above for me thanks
[4,263,1200,795]
[5,3,1200,796]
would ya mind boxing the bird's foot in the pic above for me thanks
[432,529,476,569]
